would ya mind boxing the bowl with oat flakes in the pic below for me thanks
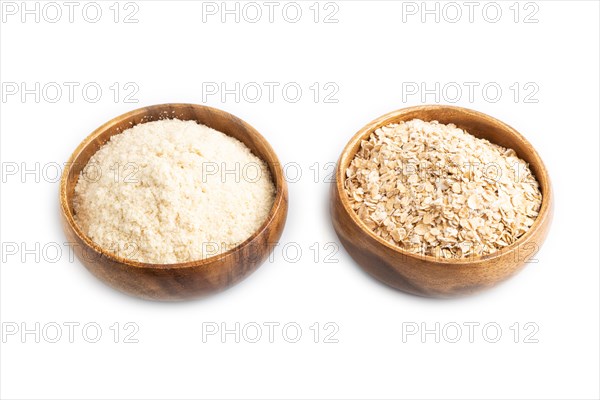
[331,105,553,297]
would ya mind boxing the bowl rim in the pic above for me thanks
[60,103,287,270]
[335,104,552,266]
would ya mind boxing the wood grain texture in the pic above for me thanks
[60,104,288,301]
[331,105,553,298]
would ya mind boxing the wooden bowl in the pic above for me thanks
[60,104,288,301]
[331,105,553,297]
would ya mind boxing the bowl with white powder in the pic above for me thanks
[331,105,553,297]
[60,104,288,300]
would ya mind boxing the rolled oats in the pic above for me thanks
[344,119,542,259]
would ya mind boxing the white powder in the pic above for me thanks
[73,119,276,264]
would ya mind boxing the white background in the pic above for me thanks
[1,1,599,399]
